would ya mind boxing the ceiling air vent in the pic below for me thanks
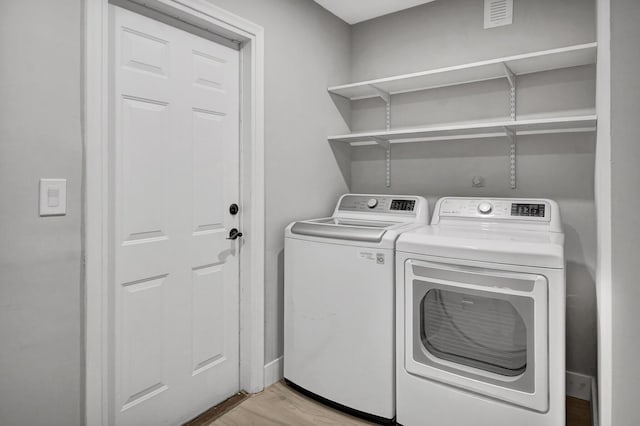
[484,0,513,29]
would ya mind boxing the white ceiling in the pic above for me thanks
[313,0,437,25]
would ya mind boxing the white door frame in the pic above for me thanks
[83,1,265,424]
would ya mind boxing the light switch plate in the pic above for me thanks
[40,179,67,216]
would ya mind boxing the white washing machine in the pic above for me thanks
[395,197,565,426]
[284,194,429,424]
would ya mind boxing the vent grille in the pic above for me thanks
[484,0,513,29]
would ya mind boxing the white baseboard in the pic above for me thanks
[566,371,594,401]
[263,356,283,388]
[591,376,599,426]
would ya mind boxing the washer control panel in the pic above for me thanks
[439,198,551,222]
[338,195,418,215]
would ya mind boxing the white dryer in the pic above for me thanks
[284,194,429,424]
[396,197,565,426]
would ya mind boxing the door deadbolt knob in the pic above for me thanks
[229,203,239,215]
[227,228,243,240]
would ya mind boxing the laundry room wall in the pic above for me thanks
[347,0,598,377]
[206,0,352,372]
[0,1,83,425]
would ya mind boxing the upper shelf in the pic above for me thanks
[328,115,597,144]
[328,42,597,101]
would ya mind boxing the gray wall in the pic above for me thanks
[0,1,83,425]
[610,0,640,424]
[0,0,610,423]
[206,0,352,365]
[351,0,596,81]
[348,0,598,376]
[0,0,350,423]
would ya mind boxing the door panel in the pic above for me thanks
[120,97,170,242]
[120,276,169,410]
[121,27,170,77]
[192,110,225,233]
[192,265,226,374]
[111,5,240,425]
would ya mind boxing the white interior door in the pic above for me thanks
[110,5,240,425]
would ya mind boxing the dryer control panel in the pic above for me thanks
[438,198,552,222]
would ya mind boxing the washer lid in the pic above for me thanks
[396,225,565,268]
[290,218,399,243]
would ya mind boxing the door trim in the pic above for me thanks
[83,1,265,425]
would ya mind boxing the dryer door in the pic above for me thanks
[404,259,549,412]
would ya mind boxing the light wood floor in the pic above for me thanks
[205,382,592,426]
[567,396,592,426]
[207,382,376,426]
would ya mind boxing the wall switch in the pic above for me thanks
[40,179,67,216]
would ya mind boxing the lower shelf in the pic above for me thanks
[328,115,597,145]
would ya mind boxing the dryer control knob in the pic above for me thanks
[367,198,378,208]
[478,202,493,214]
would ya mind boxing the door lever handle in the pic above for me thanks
[227,228,243,240]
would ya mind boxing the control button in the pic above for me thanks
[478,202,493,214]
[367,198,378,208]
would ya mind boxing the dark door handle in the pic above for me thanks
[226,228,243,240]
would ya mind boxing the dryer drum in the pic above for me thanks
[420,289,528,376]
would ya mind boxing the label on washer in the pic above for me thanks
[359,252,374,261]
[359,252,385,264]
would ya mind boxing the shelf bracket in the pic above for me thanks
[370,84,392,187]
[502,63,517,120]
[372,136,390,150]
[370,84,391,105]
[504,127,517,189]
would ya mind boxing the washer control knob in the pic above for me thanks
[367,198,378,209]
[478,202,493,214]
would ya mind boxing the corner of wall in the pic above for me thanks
[594,0,612,425]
